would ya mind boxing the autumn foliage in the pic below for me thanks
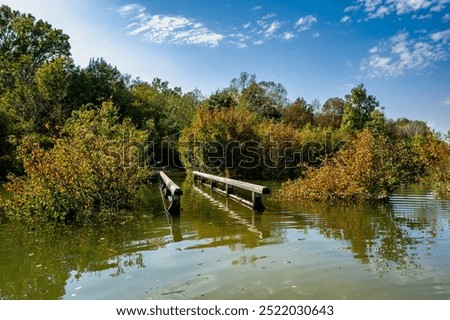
[0,103,149,222]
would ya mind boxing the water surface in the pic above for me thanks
[0,174,449,299]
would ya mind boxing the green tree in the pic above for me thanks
[69,58,131,109]
[240,82,283,120]
[341,84,380,131]
[0,5,71,93]
[314,97,344,129]
[205,88,237,110]
[0,102,149,222]
[229,72,287,120]
[0,5,72,178]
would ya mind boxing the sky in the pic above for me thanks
[1,0,450,133]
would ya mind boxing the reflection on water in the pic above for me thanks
[0,174,449,299]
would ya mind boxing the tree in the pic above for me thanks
[240,82,283,120]
[281,98,314,129]
[0,5,72,178]
[205,88,237,110]
[69,58,131,109]
[341,84,380,131]
[230,72,257,93]
[314,97,344,129]
[0,5,71,92]
[229,72,288,120]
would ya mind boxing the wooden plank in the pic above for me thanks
[159,171,183,196]
[192,171,270,195]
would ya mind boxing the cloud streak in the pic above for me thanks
[295,15,318,32]
[119,4,224,47]
[345,0,449,19]
[361,29,450,77]
[118,3,319,48]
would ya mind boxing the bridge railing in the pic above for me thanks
[159,171,183,215]
[192,171,270,212]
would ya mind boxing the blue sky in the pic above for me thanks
[2,0,450,133]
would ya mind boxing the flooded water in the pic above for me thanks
[1,173,449,300]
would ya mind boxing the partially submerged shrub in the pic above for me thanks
[1,102,149,222]
[413,133,450,194]
[277,130,397,201]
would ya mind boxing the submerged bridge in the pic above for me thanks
[158,171,270,215]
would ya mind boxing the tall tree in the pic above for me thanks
[314,97,344,129]
[0,5,72,178]
[69,58,131,109]
[282,98,314,129]
[0,5,71,93]
[341,84,380,131]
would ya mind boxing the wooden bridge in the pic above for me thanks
[192,171,270,212]
[159,170,270,215]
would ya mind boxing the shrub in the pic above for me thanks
[179,106,259,178]
[412,133,450,194]
[0,102,149,222]
[277,130,396,201]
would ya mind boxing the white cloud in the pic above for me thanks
[295,15,318,32]
[442,98,450,105]
[119,4,319,48]
[412,13,432,19]
[262,13,277,19]
[340,15,352,22]
[283,32,295,40]
[345,0,449,19]
[229,33,250,48]
[117,3,145,15]
[361,30,450,77]
[443,13,450,21]
[265,21,281,37]
[119,4,224,47]
[430,28,450,42]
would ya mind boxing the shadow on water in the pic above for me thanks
[0,174,449,299]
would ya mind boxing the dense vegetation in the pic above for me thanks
[0,5,449,222]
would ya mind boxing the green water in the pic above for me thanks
[1,173,449,299]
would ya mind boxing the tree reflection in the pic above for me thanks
[0,209,172,299]
[280,191,444,272]
[0,179,447,300]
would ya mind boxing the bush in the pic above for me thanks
[412,133,450,194]
[0,102,149,222]
[179,106,259,178]
[277,130,397,201]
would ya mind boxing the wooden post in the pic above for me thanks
[226,183,233,195]
[169,194,181,215]
[252,192,265,212]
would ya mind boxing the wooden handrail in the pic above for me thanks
[159,171,183,196]
[159,171,182,215]
[192,171,270,195]
[192,171,270,212]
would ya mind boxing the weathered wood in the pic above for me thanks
[192,171,270,212]
[159,171,183,215]
[192,171,270,195]
[159,171,183,196]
